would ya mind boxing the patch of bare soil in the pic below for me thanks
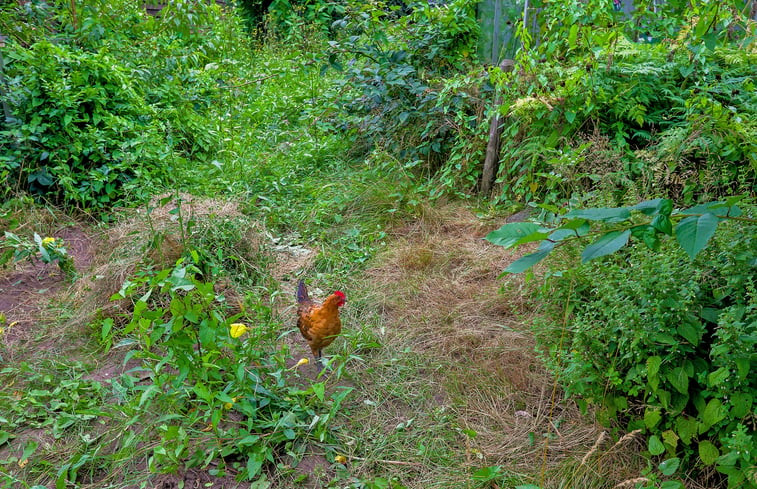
[0,226,94,353]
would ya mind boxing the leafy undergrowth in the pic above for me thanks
[1,198,644,489]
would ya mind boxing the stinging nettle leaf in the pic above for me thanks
[581,230,631,263]
[675,213,719,260]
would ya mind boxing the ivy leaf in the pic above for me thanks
[485,223,544,248]
[504,243,555,274]
[698,440,719,465]
[581,230,631,263]
[675,213,719,260]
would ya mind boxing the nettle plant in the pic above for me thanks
[486,198,756,487]
[103,258,351,480]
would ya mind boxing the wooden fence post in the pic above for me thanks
[481,58,514,196]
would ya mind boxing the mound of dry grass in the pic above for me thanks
[68,193,265,329]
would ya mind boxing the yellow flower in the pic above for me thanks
[230,323,249,338]
[42,237,55,246]
[295,358,309,367]
[18,458,28,468]
[334,455,347,464]
[224,401,234,410]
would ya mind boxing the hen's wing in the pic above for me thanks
[296,280,315,341]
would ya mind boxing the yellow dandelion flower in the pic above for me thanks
[229,323,249,338]
[42,237,55,246]
[334,455,347,464]
[295,358,309,367]
[224,401,234,410]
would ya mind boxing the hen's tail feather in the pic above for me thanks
[296,279,310,304]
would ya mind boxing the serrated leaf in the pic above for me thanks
[485,223,544,248]
[667,367,689,395]
[662,429,679,450]
[565,207,631,222]
[698,440,719,465]
[581,230,631,263]
[706,367,729,387]
[730,392,752,418]
[675,213,719,260]
[658,457,680,476]
[677,322,701,346]
[676,416,698,445]
[700,399,725,431]
[647,356,662,378]
[644,408,662,428]
[648,435,665,455]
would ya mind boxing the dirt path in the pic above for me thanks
[0,226,94,355]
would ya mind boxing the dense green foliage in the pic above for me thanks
[0,0,243,210]
[533,220,755,487]
[0,0,755,487]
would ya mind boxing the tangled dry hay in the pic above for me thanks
[69,193,262,328]
[360,204,644,486]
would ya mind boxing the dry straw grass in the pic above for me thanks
[68,193,262,328]
[356,204,623,484]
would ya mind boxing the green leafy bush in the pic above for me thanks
[534,218,756,487]
[103,259,351,480]
[1,40,166,209]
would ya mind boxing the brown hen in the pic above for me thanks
[296,280,346,370]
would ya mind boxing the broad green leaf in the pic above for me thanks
[644,408,662,428]
[699,399,725,431]
[683,201,741,218]
[581,230,631,263]
[647,356,662,378]
[660,482,684,489]
[662,430,679,450]
[667,367,689,395]
[658,457,680,476]
[698,440,719,465]
[512,231,551,247]
[648,435,665,455]
[485,223,543,248]
[312,382,325,402]
[472,465,502,481]
[565,207,631,222]
[651,214,673,235]
[730,392,752,418]
[676,416,698,445]
[675,213,719,260]
[633,198,671,216]
[707,367,729,388]
[676,323,701,346]
[734,358,750,380]
[504,243,555,274]
[568,23,579,48]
